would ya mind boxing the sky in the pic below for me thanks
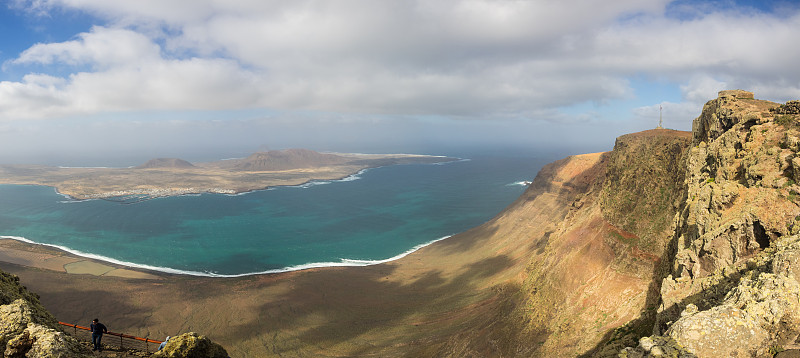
[1,0,799,165]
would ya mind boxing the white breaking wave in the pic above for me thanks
[289,168,369,189]
[57,166,116,169]
[340,235,452,265]
[0,234,453,278]
[433,158,469,165]
[507,181,532,187]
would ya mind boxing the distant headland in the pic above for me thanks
[0,149,456,200]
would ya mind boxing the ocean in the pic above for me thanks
[0,154,551,276]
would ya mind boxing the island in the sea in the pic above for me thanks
[0,148,456,200]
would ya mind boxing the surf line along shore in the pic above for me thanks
[0,237,161,279]
[0,153,470,278]
[0,232,453,278]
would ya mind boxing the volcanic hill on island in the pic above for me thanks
[3,90,800,357]
[135,157,196,169]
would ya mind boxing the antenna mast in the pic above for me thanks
[657,105,663,129]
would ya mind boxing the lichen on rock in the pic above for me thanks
[152,332,229,358]
[614,91,800,357]
[619,335,697,358]
[0,270,92,358]
[624,235,800,358]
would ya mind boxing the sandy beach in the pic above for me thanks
[0,239,160,279]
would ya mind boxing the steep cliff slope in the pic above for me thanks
[496,129,692,357]
[618,92,800,357]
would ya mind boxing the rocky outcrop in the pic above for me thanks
[0,271,91,357]
[2,269,233,357]
[659,91,795,324]
[623,235,800,358]
[152,332,229,358]
[616,92,800,357]
[772,100,800,115]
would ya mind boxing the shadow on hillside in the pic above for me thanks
[234,254,515,356]
[576,220,754,357]
[577,234,675,357]
[579,252,754,357]
[432,224,499,253]
[20,281,151,332]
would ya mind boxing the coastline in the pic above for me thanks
[0,237,161,279]
[0,152,564,357]
[0,233,453,278]
[0,157,471,278]
[15,154,462,201]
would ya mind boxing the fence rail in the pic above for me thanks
[59,322,164,353]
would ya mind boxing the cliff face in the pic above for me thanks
[478,89,800,358]
[617,92,800,357]
[662,90,793,317]
[495,128,693,357]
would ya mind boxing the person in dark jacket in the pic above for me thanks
[90,318,108,351]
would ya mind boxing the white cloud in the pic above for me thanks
[0,74,68,119]
[13,26,160,68]
[2,0,799,123]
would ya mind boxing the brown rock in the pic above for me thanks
[776,349,800,358]
[0,300,91,357]
[667,305,769,358]
[152,332,228,358]
[772,100,800,115]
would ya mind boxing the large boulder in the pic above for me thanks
[622,236,800,358]
[0,299,91,357]
[152,332,229,358]
[5,323,89,358]
[0,271,58,330]
[666,305,769,358]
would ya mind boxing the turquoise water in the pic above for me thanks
[0,155,548,276]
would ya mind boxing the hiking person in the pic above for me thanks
[159,336,170,350]
[90,318,108,351]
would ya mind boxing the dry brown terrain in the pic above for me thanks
[0,149,452,199]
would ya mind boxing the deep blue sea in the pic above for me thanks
[0,155,551,276]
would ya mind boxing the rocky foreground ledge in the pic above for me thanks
[0,269,229,357]
[0,270,92,357]
[621,234,800,357]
